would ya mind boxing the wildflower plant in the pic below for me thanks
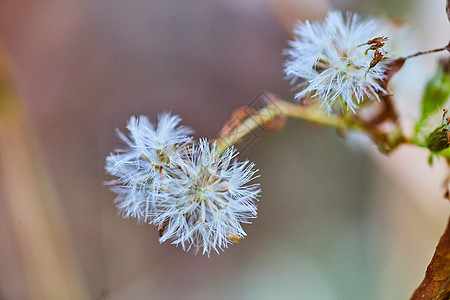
[106,7,450,298]
[106,113,260,255]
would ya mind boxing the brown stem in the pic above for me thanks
[404,42,450,60]
[411,216,450,299]
[215,94,411,153]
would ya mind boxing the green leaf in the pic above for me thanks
[414,63,450,142]
[420,66,450,120]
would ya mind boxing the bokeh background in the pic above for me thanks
[0,0,449,299]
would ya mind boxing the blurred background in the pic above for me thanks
[0,0,449,299]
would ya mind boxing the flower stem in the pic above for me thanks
[215,101,282,150]
[215,98,361,150]
[278,100,344,127]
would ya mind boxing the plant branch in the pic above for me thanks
[215,99,349,150]
[403,42,450,60]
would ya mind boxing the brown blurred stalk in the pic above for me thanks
[0,49,87,298]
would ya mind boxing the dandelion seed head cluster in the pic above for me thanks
[105,113,260,255]
[284,11,389,113]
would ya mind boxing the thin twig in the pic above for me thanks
[403,43,450,60]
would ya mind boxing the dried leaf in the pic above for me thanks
[447,0,450,23]
[218,95,286,139]
[218,107,252,140]
[263,114,287,132]
[382,58,406,87]
[411,217,450,299]
[365,58,405,126]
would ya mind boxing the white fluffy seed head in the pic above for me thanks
[105,112,193,221]
[153,139,260,255]
[105,115,260,255]
[284,11,389,113]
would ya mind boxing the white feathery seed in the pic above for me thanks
[153,139,260,255]
[284,11,389,113]
[105,113,193,222]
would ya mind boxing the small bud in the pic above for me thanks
[363,37,389,79]
[427,125,450,152]
[367,36,389,47]
[427,109,450,152]
[364,49,388,80]
[369,49,385,69]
